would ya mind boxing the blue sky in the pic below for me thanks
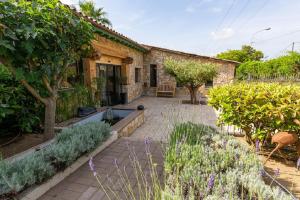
[62,0,300,58]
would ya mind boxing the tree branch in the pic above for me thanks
[57,59,70,87]
[42,76,55,96]
[20,79,47,105]
[0,56,47,104]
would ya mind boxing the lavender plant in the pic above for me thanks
[0,121,111,197]
[162,123,294,200]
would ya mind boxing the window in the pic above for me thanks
[150,64,157,87]
[135,68,141,83]
[205,80,213,88]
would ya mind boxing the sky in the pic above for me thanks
[61,0,300,59]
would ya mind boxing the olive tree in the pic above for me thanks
[0,0,94,139]
[164,59,217,104]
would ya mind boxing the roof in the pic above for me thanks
[64,3,240,64]
[66,5,148,53]
[143,45,240,65]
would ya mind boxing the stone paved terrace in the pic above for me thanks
[39,96,216,200]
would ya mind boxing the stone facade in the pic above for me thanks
[84,34,145,103]
[83,33,238,103]
[143,46,238,95]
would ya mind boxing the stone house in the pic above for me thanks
[73,11,239,105]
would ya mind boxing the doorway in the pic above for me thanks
[97,64,122,106]
[150,64,157,87]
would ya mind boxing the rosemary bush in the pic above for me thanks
[0,122,111,196]
[163,123,293,200]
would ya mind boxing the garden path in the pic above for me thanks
[38,96,217,200]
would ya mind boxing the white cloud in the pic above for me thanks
[211,7,222,13]
[185,0,214,13]
[185,6,196,13]
[60,0,77,6]
[211,28,235,40]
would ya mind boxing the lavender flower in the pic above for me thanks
[297,157,300,170]
[89,157,97,176]
[144,137,151,153]
[255,140,260,152]
[223,140,227,149]
[113,158,118,166]
[144,137,151,145]
[259,169,266,177]
[274,168,280,177]
[207,174,215,192]
[235,153,240,160]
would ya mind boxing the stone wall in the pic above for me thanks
[143,48,237,95]
[84,34,145,103]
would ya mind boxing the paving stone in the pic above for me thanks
[78,187,98,200]
[38,97,216,200]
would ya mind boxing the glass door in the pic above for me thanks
[97,64,121,106]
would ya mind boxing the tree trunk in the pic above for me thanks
[44,97,56,140]
[188,86,199,104]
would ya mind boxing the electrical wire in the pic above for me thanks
[238,0,271,30]
[214,0,238,33]
[203,0,238,54]
[255,30,300,44]
[226,0,251,28]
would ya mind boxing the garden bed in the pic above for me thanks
[162,123,294,199]
[0,134,46,159]
[0,121,112,199]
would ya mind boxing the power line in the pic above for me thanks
[226,0,251,28]
[214,0,237,33]
[255,30,300,44]
[204,0,238,54]
[210,0,252,55]
[238,0,270,30]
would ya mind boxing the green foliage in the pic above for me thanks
[0,122,111,195]
[209,83,300,142]
[56,85,97,122]
[0,64,42,133]
[49,122,111,166]
[164,58,217,104]
[164,59,217,87]
[216,45,264,63]
[0,0,94,135]
[79,0,112,26]
[163,123,293,200]
[0,152,55,194]
[237,52,300,79]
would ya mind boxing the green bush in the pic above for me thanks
[0,121,111,195]
[208,83,300,142]
[163,123,293,200]
[0,64,43,134]
[56,85,98,122]
[237,52,300,79]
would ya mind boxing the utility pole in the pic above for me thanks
[292,42,295,52]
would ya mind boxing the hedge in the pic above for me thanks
[237,52,300,79]
[0,121,111,196]
[208,83,300,143]
[162,123,293,199]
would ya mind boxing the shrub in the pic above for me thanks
[163,123,293,200]
[0,121,111,196]
[56,85,98,122]
[0,64,43,134]
[208,83,300,143]
[237,52,300,79]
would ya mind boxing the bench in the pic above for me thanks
[156,82,176,97]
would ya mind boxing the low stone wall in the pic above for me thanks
[112,110,144,137]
